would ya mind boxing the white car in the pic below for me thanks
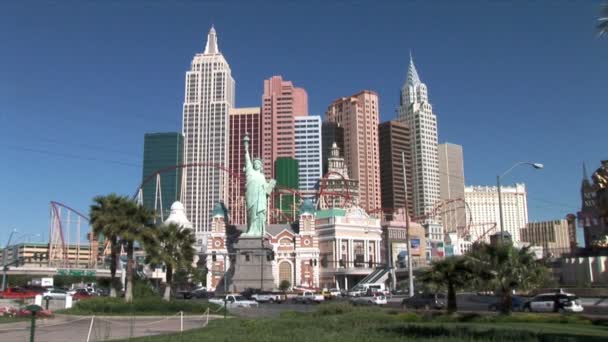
[43,288,67,299]
[329,288,342,298]
[350,293,387,306]
[523,292,584,313]
[209,294,259,308]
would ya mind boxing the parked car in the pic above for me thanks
[0,287,38,299]
[43,288,68,299]
[488,296,525,312]
[178,287,211,299]
[350,292,387,306]
[328,288,342,298]
[293,291,324,304]
[73,289,94,300]
[522,292,583,313]
[401,293,445,310]
[209,294,259,308]
[347,287,366,297]
[251,292,284,303]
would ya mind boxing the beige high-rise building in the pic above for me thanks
[438,143,466,234]
[325,91,381,212]
[521,219,573,257]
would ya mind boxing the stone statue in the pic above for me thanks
[243,134,276,237]
[592,160,608,190]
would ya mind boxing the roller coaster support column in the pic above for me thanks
[1,229,17,291]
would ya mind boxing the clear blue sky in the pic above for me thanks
[1,0,606,245]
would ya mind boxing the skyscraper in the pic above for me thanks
[295,116,322,194]
[141,132,183,220]
[326,90,381,212]
[398,54,440,218]
[182,27,235,235]
[438,143,466,233]
[321,121,344,174]
[378,120,414,216]
[228,107,261,224]
[261,75,308,180]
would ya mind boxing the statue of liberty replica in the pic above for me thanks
[230,134,276,292]
[243,134,276,236]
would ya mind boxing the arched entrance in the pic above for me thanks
[278,261,292,286]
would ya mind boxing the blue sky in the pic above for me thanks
[1,0,606,245]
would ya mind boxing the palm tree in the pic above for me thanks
[90,194,128,297]
[118,200,156,303]
[598,3,608,37]
[467,242,549,314]
[146,223,196,301]
[418,256,473,313]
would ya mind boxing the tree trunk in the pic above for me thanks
[125,241,134,303]
[447,282,457,314]
[110,236,118,298]
[500,287,512,315]
[163,265,173,302]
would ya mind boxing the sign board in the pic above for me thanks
[57,269,96,277]
[41,277,53,287]
[410,239,421,256]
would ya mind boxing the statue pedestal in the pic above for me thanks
[230,237,275,293]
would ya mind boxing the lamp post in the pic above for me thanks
[2,229,17,291]
[402,152,414,297]
[497,162,543,243]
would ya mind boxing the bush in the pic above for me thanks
[61,296,220,315]
[314,302,355,316]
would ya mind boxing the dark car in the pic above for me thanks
[488,296,525,312]
[401,293,445,310]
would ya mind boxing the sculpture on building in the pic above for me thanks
[592,160,608,190]
[243,134,276,237]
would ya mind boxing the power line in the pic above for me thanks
[4,145,141,168]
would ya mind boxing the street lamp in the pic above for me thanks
[497,162,543,243]
[2,229,17,291]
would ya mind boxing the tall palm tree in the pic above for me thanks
[598,3,608,37]
[118,200,156,303]
[418,256,473,313]
[146,223,196,301]
[90,194,128,297]
[467,242,549,314]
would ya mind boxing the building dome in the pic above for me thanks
[299,199,316,216]
[164,201,193,229]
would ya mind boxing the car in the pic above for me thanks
[350,293,387,306]
[293,291,324,304]
[488,296,525,312]
[401,293,445,310]
[73,289,94,300]
[178,287,212,299]
[347,287,366,297]
[522,291,583,313]
[209,294,259,308]
[42,288,68,299]
[329,288,342,298]
[251,292,284,303]
[0,287,38,299]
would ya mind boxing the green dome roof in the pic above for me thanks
[212,202,227,218]
[299,199,315,215]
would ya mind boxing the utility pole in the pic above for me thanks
[2,229,17,291]
[402,152,414,297]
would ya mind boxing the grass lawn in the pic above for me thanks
[0,316,29,324]
[120,303,608,342]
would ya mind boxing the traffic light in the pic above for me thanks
[212,251,217,262]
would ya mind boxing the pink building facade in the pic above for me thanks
[325,90,381,213]
[261,75,308,180]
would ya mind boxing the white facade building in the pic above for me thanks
[294,116,322,194]
[465,183,529,243]
[397,54,440,218]
[181,27,235,237]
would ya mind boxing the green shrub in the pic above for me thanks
[396,312,422,322]
[61,296,219,315]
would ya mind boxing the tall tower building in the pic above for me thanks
[181,27,235,235]
[378,120,414,216]
[261,75,308,180]
[228,107,261,224]
[295,116,322,194]
[397,54,440,217]
[141,132,183,220]
[438,143,466,233]
[326,90,381,212]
